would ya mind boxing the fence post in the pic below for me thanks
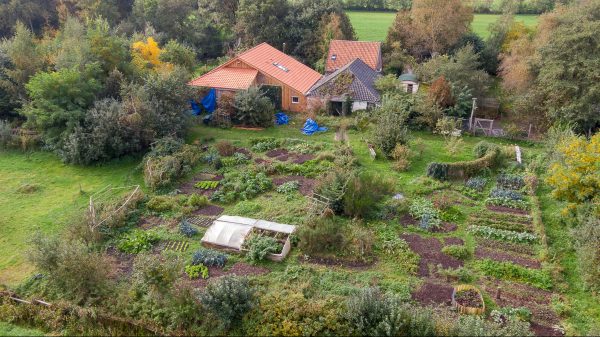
[469,98,477,131]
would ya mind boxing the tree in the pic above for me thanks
[52,17,94,71]
[481,12,514,74]
[22,65,102,145]
[372,93,412,157]
[87,17,131,76]
[234,0,291,51]
[546,133,600,209]
[160,40,196,71]
[417,45,490,97]
[0,0,60,38]
[384,0,473,58]
[428,76,454,108]
[131,37,168,73]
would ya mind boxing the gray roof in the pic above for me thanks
[308,58,381,103]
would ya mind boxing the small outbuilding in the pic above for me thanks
[399,72,419,94]
[307,58,381,115]
[201,215,296,262]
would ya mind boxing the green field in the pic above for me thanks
[347,11,540,41]
[0,151,142,286]
[0,322,45,336]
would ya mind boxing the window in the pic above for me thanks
[291,96,299,104]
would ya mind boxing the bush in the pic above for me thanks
[132,254,181,292]
[473,141,499,158]
[192,249,228,268]
[442,245,471,259]
[186,193,209,208]
[233,86,274,127]
[372,95,411,158]
[211,171,272,203]
[572,213,600,292]
[0,120,16,149]
[391,144,412,171]
[245,235,283,262]
[179,220,198,237]
[147,195,180,212]
[276,180,300,194]
[117,230,159,254]
[199,276,255,329]
[143,138,202,190]
[215,140,236,156]
[343,172,393,219]
[298,217,346,256]
[313,169,352,214]
[185,264,209,279]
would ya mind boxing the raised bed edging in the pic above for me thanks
[452,284,485,315]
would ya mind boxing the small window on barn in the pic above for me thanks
[291,96,299,104]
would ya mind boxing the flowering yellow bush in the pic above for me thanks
[546,133,600,213]
[131,37,172,73]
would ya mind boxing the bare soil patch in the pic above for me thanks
[193,205,224,216]
[106,247,134,279]
[235,147,252,157]
[444,237,464,246]
[272,175,316,196]
[531,322,564,337]
[486,205,530,215]
[475,246,541,269]
[399,213,418,226]
[292,154,315,164]
[412,281,454,306]
[431,222,458,233]
[454,288,483,308]
[254,158,271,165]
[187,262,270,288]
[401,233,463,277]
[266,148,289,158]
[138,215,162,230]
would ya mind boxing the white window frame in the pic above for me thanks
[291,96,300,104]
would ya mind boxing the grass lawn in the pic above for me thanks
[0,151,142,286]
[346,11,540,41]
[0,322,45,336]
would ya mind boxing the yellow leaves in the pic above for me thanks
[131,37,173,73]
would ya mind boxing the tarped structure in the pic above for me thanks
[301,118,328,135]
[189,100,201,115]
[201,88,217,113]
[201,215,296,261]
[275,112,289,125]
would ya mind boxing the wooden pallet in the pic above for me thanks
[163,241,189,252]
[185,216,214,228]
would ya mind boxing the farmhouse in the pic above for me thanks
[307,58,381,114]
[325,39,382,73]
[188,43,322,112]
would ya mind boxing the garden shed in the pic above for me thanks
[201,215,296,261]
[399,72,419,94]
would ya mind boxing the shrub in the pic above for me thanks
[132,254,181,293]
[442,245,471,259]
[233,86,274,127]
[445,136,464,155]
[192,249,228,268]
[117,230,159,254]
[572,213,600,292]
[467,225,538,244]
[211,171,272,203]
[489,188,524,201]
[245,235,282,262]
[185,264,209,279]
[143,138,202,190]
[0,120,17,149]
[372,96,410,158]
[186,193,209,208]
[343,172,393,219]
[313,169,352,214]
[473,141,499,158]
[179,220,198,237]
[298,217,346,256]
[427,147,502,181]
[391,144,412,171]
[215,140,236,156]
[465,177,487,191]
[409,198,442,230]
[147,195,180,212]
[476,259,553,290]
[199,276,255,329]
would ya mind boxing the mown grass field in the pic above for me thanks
[0,322,44,336]
[346,11,540,41]
[0,151,142,286]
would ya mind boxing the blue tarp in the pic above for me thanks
[301,119,328,135]
[275,112,289,125]
[189,100,201,115]
[201,88,217,113]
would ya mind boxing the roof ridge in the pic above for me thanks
[332,39,382,44]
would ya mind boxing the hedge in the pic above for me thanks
[427,148,504,181]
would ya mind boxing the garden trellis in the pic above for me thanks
[88,184,141,232]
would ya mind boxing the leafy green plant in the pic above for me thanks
[185,263,209,279]
[470,217,532,233]
[496,174,525,190]
[467,225,538,244]
[491,307,532,323]
[442,245,471,259]
[215,140,236,156]
[147,195,180,212]
[343,172,393,219]
[489,188,524,201]
[485,197,530,210]
[221,152,249,167]
[473,141,499,158]
[476,259,553,290]
[465,177,487,191]
[186,193,209,207]
[192,249,227,268]
[409,198,442,230]
[179,220,198,237]
[117,230,159,254]
[250,137,280,152]
[245,235,282,262]
[276,180,300,194]
[211,171,272,203]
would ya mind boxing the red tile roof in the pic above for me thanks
[188,67,258,90]
[189,43,322,94]
[326,40,382,73]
